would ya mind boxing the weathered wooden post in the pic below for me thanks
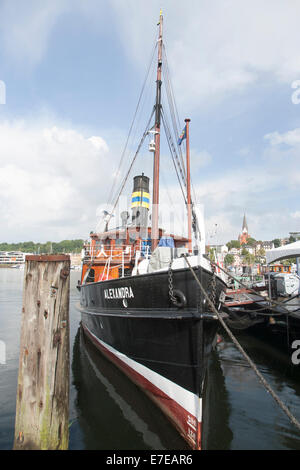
[14,255,70,450]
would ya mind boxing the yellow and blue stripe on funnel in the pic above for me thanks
[131,191,150,209]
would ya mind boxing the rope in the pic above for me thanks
[162,46,187,181]
[106,107,156,229]
[205,256,299,318]
[106,37,158,210]
[161,110,187,203]
[183,254,300,433]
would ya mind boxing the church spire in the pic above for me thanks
[242,213,248,233]
[239,213,250,245]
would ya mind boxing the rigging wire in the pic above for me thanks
[161,106,204,245]
[159,170,183,232]
[163,44,199,206]
[162,46,186,180]
[161,109,186,204]
[101,30,201,243]
[106,107,156,228]
[162,45,182,144]
[162,48,199,209]
[183,255,300,434]
[109,62,156,209]
[105,36,158,210]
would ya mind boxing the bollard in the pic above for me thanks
[14,255,70,450]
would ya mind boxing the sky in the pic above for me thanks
[0,0,300,244]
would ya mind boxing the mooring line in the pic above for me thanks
[183,255,300,433]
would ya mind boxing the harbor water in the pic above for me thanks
[1,268,300,450]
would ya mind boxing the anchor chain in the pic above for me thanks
[168,262,180,306]
[208,263,217,310]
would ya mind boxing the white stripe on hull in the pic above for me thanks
[83,324,203,448]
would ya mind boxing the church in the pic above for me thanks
[239,214,250,245]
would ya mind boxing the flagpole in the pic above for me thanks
[185,118,192,253]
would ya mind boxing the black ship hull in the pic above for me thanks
[78,264,226,449]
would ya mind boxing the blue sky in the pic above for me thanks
[0,0,300,244]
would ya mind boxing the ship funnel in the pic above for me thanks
[131,173,150,229]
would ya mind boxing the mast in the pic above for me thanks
[185,119,192,253]
[151,10,163,251]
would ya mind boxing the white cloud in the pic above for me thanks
[0,117,298,243]
[156,141,299,243]
[109,0,300,108]
[0,118,111,241]
[265,128,300,146]
[2,1,300,106]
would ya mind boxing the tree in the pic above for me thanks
[226,240,241,251]
[282,258,296,265]
[257,247,265,257]
[246,237,256,247]
[0,239,84,254]
[224,254,235,266]
[272,238,281,248]
[241,247,249,256]
[244,252,255,265]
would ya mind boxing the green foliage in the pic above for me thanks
[282,258,296,265]
[0,239,84,254]
[256,247,266,257]
[224,254,235,266]
[272,238,281,248]
[244,252,255,265]
[246,237,256,247]
[226,240,241,250]
[241,247,249,256]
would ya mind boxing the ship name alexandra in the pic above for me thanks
[104,286,134,300]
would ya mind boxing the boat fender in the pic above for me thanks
[172,289,187,308]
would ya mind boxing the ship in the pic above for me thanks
[77,11,227,450]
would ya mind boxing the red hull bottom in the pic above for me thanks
[81,323,202,450]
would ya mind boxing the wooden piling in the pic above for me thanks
[14,255,70,450]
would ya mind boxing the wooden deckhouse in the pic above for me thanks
[81,224,188,284]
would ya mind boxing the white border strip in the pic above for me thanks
[86,326,201,421]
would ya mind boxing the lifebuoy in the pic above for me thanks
[172,289,187,308]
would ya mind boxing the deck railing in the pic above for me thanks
[83,241,151,279]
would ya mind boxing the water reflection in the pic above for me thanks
[217,332,300,450]
[1,267,300,450]
[71,327,189,450]
[202,349,233,450]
